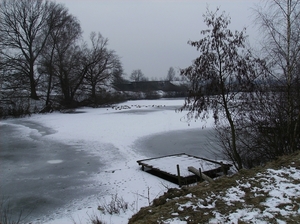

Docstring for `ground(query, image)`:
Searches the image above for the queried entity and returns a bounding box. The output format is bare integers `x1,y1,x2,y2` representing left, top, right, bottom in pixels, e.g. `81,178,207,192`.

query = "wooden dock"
137,153,231,186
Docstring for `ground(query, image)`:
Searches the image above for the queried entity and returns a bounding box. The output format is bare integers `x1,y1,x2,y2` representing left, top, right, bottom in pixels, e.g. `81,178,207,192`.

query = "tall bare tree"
180,8,265,170
254,0,300,154
84,32,121,102
37,7,83,108
0,0,63,99
38,7,81,108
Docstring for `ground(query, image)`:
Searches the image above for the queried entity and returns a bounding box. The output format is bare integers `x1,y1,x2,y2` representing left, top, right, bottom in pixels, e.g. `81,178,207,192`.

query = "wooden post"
177,164,182,187
198,168,202,180
188,166,214,183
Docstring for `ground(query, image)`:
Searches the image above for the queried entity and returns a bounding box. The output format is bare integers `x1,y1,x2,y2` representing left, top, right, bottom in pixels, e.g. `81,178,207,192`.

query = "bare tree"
38,4,79,109
84,32,121,103
0,0,63,99
166,67,176,81
253,0,300,155
180,8,265,170
56,44,85,107
38,8,82,108
130,69,146,82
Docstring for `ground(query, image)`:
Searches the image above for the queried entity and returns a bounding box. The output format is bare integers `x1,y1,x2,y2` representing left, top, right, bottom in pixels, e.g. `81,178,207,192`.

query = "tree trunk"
221,80,243,170
29,69,39,100
45,69,53,106
60,77,72,107
91,84,96,101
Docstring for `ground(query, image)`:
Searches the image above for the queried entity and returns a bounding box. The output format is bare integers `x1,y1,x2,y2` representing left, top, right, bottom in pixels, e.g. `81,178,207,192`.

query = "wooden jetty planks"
137,153,232,186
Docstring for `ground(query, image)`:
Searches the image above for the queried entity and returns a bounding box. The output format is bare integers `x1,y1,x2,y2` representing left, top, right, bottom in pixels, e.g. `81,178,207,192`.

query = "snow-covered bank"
129,152,300,224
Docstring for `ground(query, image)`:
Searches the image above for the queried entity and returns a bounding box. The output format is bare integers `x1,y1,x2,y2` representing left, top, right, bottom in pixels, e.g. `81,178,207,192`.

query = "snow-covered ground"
0,98,216,224
147,165,300,224
2,98,299,224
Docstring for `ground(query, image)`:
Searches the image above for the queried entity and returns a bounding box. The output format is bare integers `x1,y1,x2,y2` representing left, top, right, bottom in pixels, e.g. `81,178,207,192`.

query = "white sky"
55,0,261,80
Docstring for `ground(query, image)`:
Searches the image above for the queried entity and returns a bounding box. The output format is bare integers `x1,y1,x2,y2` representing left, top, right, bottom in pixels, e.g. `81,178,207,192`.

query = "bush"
0,197,29,224
0,98,31,119
97,194,129,215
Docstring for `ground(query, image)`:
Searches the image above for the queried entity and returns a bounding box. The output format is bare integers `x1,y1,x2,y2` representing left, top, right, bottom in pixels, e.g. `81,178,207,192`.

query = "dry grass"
129,151,300,224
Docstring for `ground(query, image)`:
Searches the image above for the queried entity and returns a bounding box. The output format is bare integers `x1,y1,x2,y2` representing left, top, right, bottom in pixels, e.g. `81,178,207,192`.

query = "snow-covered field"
0,99,215,224
45,99,213,224
2,98,300,224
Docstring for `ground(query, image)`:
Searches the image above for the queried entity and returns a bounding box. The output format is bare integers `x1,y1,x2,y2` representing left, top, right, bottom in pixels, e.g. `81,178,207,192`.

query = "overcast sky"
56,0,261,80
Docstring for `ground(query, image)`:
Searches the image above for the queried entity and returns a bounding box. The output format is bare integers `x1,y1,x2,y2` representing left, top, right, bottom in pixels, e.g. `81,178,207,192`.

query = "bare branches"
0,0,72,99
252,0,300,155
84,32,121,103
181,8,265,170
130,69,146,82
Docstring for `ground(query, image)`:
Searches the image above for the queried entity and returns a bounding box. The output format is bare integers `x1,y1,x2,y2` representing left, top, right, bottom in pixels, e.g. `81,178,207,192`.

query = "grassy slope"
129,151,300,224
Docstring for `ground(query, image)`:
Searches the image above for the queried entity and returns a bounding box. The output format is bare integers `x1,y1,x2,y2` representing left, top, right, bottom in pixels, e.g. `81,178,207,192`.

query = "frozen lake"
0,99,222,223
134,128,221,159
0,122,106,222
